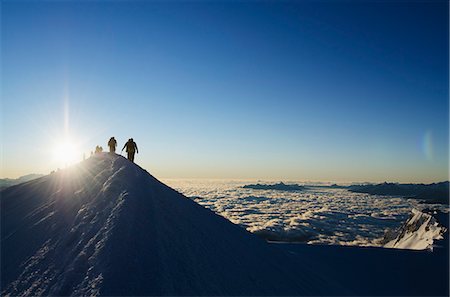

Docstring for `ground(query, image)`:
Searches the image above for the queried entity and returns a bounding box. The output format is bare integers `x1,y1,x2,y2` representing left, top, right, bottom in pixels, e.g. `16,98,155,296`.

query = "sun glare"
53,139,80,165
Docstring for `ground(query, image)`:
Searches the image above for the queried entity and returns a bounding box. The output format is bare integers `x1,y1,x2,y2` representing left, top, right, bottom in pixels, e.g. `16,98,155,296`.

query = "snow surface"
1,153,341,296
279,242,449,296
2,154,448,296
164,179,448,246
384,208,447,250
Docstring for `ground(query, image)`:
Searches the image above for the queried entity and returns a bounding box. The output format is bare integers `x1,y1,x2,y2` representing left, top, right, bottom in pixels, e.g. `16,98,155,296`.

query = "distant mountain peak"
0,173,44,190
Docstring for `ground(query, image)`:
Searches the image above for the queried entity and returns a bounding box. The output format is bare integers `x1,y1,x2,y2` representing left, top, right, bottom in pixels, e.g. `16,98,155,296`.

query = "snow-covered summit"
1,153,331,296
384,208,447,251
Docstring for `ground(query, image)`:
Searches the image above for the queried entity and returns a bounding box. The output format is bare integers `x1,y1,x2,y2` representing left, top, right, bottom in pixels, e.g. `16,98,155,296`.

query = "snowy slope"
279,242,448,296
384,208,447,250
1,153,338,296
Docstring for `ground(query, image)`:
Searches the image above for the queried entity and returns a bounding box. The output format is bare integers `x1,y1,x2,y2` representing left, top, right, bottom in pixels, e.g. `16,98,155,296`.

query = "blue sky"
1,1,448,182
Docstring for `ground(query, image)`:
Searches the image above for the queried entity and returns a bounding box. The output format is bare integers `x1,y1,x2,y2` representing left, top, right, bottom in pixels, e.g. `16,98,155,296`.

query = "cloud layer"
165,179,447,246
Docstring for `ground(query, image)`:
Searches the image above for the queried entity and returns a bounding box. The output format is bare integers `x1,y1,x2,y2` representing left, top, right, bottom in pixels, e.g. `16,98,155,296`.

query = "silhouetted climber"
95,146,103,154
108,137,117,153
122,138,138,162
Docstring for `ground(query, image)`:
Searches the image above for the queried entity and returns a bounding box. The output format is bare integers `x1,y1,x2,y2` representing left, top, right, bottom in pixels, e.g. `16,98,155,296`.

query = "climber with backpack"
108,137,117,153
122,138,138,162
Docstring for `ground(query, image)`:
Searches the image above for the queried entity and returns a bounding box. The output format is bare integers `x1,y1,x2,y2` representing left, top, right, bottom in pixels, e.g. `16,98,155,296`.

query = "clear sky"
1,1,448,182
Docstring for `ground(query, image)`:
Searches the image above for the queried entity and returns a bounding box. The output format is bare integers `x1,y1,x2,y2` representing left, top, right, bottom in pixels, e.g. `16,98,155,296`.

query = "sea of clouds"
164,179,448,246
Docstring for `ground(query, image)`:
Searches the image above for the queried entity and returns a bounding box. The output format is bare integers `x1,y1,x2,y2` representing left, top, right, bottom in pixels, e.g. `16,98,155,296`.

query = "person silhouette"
122,138,138,162
108,137,117,153
95,146,103,154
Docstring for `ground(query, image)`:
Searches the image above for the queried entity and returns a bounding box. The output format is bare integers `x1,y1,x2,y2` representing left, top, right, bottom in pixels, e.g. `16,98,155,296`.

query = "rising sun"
53,139,80,165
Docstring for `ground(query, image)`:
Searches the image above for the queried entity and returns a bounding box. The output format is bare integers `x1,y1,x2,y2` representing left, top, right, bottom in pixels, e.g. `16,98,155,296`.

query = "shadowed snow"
1,154,340,296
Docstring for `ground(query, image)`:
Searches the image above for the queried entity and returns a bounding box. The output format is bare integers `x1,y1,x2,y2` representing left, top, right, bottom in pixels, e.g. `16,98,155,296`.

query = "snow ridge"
1,153,333,296
384,208,447,250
